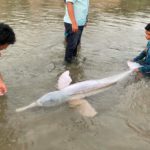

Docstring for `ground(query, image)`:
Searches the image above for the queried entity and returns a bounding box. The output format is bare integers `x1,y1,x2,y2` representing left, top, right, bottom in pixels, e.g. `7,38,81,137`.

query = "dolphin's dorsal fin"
68,99,97,117
58,70,72,90
127,61,141,70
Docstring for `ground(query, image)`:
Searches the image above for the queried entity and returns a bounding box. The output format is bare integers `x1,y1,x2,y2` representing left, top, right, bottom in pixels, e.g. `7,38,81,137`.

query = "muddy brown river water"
0,0,150,150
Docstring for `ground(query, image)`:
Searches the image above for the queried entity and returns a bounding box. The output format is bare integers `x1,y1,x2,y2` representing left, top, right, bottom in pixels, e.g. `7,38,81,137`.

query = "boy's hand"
133,68,139,72
133,68,143,79
135,72,143,80
72,22,78,32
0,80,7,96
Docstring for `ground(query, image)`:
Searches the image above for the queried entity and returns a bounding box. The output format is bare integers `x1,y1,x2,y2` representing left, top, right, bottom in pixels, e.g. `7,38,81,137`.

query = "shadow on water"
64,62,85,83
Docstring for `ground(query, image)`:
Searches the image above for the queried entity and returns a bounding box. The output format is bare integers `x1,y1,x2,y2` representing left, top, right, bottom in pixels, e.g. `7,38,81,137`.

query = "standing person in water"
132,23,150,77
0,23,16,95
64,0,89,63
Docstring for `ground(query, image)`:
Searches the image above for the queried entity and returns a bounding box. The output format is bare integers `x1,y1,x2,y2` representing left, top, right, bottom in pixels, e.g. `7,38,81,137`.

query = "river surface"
0,0,150,150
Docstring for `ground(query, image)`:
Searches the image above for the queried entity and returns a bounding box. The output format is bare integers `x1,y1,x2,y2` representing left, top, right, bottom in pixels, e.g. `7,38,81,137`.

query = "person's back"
132,23,150,77
143,41,150,65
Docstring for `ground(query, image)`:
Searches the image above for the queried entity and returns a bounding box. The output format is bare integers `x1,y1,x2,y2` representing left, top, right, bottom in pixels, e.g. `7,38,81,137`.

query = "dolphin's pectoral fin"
68,99,83,108
57,70,72,90
76,100,97,117
68,99,97,117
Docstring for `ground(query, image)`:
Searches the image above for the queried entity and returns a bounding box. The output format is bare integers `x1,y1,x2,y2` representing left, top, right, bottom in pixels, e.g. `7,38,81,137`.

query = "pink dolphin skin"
16,61,141,117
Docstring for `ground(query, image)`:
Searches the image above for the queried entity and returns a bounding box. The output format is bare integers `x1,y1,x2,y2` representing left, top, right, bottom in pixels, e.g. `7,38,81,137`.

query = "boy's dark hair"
145,23,150,31
0,23,16,45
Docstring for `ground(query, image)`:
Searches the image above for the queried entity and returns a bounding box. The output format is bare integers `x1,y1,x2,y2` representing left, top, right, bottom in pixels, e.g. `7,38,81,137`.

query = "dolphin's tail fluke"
16,102,38,112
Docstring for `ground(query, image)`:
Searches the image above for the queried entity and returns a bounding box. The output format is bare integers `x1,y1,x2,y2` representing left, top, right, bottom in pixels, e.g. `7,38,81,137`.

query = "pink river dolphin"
16,61,141,117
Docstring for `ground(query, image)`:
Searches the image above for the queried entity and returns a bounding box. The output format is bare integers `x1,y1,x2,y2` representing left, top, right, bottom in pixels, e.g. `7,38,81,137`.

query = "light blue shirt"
64,0,89,26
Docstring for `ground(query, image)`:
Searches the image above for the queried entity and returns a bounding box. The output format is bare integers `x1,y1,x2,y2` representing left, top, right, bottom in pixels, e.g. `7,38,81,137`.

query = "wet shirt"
133,40,150,74
64,0,89,26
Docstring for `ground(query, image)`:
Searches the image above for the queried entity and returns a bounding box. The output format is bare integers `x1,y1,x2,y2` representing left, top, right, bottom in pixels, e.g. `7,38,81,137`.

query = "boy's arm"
133,50,146,62
0,74,7,95
66,2,78,32
138,65,150,74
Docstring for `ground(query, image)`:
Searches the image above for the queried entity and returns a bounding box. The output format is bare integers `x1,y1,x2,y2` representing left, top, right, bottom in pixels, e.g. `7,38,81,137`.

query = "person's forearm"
0,73,7,95
67,2,77,25
133,50,146,62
